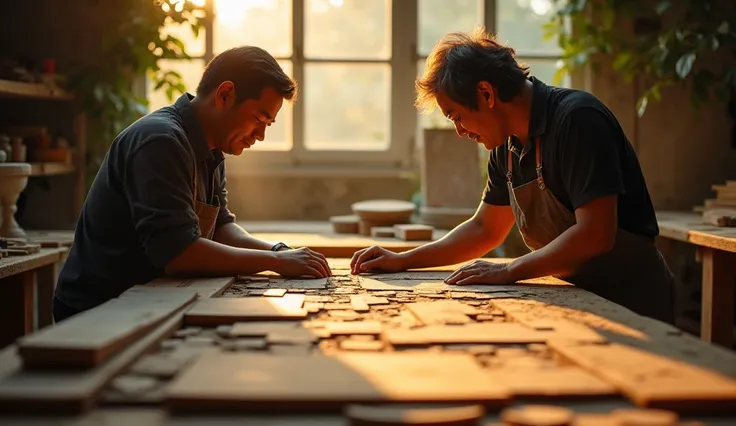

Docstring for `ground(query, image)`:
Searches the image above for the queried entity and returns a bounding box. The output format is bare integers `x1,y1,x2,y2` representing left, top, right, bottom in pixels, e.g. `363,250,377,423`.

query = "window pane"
497,0,560,54
251,60,293,151
304,0,390,60
147,59,205,112
161,17,205,57
214,0,291,57
521,58,569,87
416,59,454,129
418,0,480,57
305,63,390,150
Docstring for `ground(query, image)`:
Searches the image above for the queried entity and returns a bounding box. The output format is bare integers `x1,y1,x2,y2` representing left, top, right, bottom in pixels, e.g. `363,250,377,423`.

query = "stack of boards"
330,199,435,240
693,181,736,227
0,238,41,257
0,278,232,412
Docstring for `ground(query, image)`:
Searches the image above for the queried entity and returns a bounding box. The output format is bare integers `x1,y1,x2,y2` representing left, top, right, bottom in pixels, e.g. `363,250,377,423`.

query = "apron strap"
506,140,513,183
535,136,545,190
506,136,546,190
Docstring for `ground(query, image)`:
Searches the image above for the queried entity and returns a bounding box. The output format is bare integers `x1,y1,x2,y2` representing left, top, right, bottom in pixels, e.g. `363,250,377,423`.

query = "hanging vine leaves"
545,0,736,117
64,0,204,187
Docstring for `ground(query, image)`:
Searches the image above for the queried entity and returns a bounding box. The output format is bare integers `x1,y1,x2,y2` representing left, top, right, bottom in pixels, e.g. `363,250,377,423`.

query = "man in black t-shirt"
350,29,675,324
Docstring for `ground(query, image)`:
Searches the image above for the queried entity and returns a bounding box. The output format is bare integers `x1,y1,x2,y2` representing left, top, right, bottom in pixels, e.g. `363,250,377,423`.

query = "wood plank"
0,78,73,100
184,294,308,327
0,272,35,348
700,248,736,348
359,277,568,294
657,211,736,253
0,305,188,413
36,263,58,328
144,276,234,298
0,248,66,280
164,351,511,412
17,287,197,369
406,300,478,325
384,322,604,346
548,341,736,413
490,366,618,397
249,232,438,258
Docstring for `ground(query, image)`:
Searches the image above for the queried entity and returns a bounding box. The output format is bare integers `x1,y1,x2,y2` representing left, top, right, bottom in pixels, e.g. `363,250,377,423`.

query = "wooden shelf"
0,78,72,101
29,162,75,176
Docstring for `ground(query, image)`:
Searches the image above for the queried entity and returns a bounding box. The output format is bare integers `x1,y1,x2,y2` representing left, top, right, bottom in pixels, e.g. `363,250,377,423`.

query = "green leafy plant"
544,0,736,116
65,0,203,186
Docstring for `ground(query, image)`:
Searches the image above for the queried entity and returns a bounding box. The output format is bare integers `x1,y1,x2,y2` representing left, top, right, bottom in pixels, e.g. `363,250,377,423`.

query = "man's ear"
215,81,236,109
477,81,495,109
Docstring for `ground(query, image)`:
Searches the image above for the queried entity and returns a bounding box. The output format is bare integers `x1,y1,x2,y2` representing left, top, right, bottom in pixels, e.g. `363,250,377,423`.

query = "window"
417,0,568,129
147,0,567,169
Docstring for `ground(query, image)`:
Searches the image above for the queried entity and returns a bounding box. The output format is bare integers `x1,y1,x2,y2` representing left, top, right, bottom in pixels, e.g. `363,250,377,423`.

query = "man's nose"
253,123,266,141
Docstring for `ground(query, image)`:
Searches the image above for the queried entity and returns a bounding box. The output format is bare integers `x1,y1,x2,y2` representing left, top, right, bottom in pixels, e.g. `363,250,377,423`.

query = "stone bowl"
351,199,416,225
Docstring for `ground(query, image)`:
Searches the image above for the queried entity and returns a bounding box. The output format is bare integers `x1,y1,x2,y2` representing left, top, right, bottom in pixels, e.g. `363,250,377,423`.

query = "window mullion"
391,0,418,169
291,0,305,163
204,0,215,63
483,0,496,34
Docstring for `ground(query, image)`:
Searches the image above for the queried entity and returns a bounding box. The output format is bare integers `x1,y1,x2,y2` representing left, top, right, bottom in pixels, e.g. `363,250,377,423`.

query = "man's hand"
350,246,406,275
272,247,332,278
444,260,514,285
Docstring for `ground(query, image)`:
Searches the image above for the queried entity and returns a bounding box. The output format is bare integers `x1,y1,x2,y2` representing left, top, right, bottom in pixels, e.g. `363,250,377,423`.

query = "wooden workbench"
0,247,68,348
22,222,451,259
0,258,734,425
243,221,449,258
657,211,736,349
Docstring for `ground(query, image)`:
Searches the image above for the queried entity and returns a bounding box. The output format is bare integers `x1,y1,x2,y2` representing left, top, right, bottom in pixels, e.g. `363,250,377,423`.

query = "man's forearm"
213,222,275,251
399,219,500,269
165,237,277,276
507,223,613,281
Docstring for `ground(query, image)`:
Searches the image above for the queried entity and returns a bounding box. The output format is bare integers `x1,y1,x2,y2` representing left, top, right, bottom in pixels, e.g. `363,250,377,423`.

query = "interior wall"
3,0,735,224
225,174,418,221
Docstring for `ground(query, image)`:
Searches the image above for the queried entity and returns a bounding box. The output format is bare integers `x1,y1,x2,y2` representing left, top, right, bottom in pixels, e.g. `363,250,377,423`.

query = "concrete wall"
224,174,418,221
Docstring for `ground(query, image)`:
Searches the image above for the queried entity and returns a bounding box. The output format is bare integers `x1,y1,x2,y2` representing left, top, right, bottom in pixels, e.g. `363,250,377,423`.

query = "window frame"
148,0,566,173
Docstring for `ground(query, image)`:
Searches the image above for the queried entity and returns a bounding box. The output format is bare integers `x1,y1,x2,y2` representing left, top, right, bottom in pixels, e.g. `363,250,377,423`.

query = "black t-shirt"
482,77,659,240
56,93,236,311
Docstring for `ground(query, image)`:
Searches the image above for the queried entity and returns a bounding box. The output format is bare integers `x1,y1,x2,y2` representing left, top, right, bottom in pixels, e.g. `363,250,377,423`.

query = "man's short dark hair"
196,46,298,103
415,27,529,114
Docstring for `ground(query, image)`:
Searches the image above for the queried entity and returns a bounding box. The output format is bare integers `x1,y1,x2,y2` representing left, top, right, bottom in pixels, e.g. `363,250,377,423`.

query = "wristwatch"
270,242,292,252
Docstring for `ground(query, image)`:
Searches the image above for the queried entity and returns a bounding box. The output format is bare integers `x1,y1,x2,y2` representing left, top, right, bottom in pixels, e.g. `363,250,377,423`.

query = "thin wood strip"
547,340,736,414
17,287,197,369
0,303,191,414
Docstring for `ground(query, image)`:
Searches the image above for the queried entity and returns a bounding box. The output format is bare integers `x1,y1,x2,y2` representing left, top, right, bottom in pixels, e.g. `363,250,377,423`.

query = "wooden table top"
1,258,734,424
0,247,67,280
23,222,452,259
657,210,736,253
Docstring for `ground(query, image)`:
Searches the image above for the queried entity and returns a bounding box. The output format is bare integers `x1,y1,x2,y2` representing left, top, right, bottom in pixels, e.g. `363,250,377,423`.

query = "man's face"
216,86,284,155
435,84,508,151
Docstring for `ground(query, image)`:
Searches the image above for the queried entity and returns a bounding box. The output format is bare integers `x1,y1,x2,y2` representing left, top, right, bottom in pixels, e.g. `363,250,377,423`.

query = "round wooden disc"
344,404,484,426
500,405,575,426
351,199,416,223
612,408,678,426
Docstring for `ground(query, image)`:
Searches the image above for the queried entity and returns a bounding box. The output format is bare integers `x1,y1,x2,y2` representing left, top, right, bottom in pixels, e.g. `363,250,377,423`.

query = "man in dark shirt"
54,46,331,322
350,29,675,324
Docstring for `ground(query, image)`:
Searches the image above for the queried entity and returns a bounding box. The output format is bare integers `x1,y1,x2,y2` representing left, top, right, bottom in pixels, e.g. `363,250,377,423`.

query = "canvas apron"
506,137,675,323
193,165,220,240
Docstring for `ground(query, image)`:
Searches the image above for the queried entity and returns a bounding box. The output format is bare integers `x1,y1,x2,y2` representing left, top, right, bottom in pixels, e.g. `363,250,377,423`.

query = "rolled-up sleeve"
216,162,236,228
124,137,201,270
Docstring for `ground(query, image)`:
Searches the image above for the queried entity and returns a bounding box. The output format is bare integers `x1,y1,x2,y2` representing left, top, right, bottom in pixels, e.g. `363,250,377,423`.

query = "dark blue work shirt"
56,93,236,311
